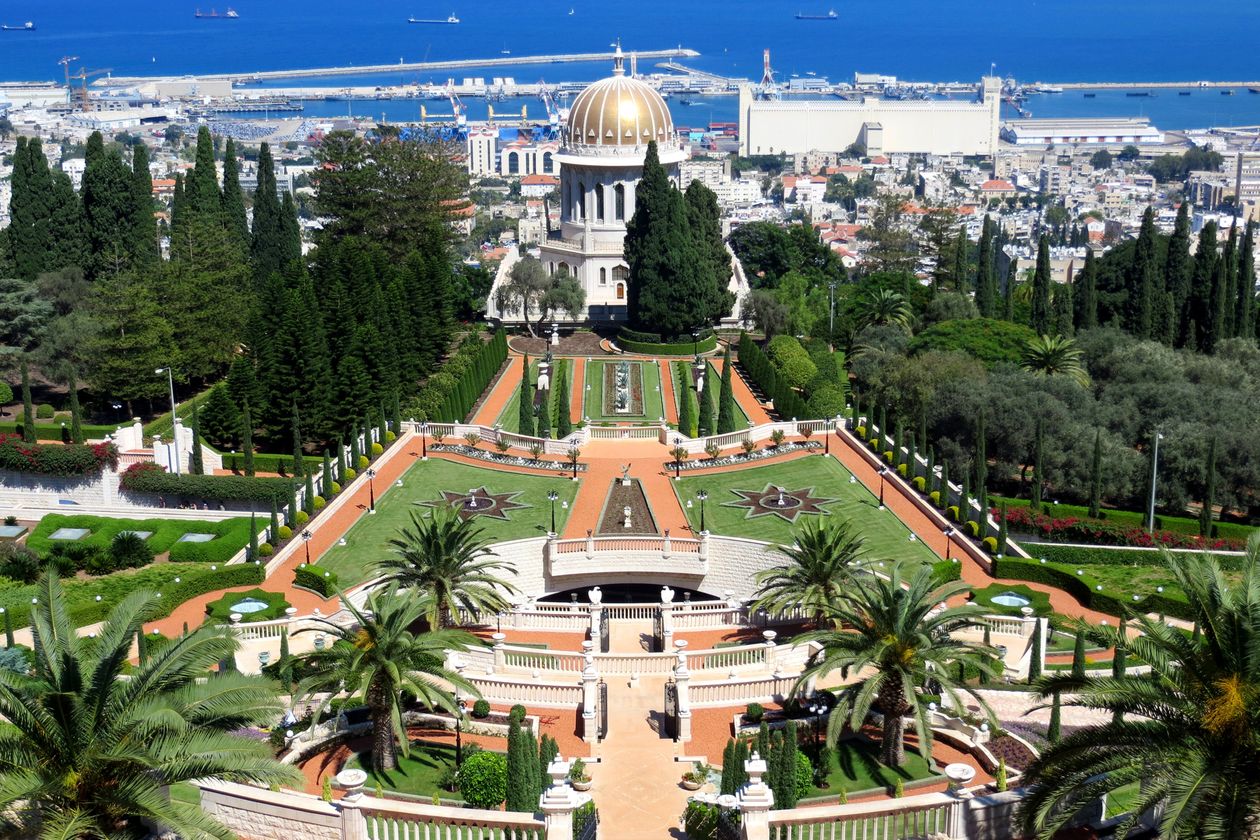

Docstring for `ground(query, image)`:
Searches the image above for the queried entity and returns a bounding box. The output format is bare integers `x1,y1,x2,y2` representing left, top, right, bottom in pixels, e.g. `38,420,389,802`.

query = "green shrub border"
616,331,718,356
204,587,290,623
1032,543,1246,570
119,462,290,506
293,564,339,598
0,422,117,442
993,556,1192,621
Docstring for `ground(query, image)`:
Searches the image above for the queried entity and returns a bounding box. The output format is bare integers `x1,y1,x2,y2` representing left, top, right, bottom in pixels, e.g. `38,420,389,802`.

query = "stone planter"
681,779,702,791
571,778,593,792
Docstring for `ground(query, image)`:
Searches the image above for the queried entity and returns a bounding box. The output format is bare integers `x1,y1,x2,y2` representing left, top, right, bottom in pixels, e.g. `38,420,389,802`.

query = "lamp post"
1147,430,1164,534
809,700,824,761
943,527,955,561
547,490,559,535
301,529,312,565
154,367,181,475
691,329,700,363
366,467,377,513
697,489,708,534
828,279,838,352
455,696,467,768
419,421,428,460
878,467,889,509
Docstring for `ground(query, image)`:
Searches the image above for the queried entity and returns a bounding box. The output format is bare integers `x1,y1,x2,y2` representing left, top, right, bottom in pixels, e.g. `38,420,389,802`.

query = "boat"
408,13,459,23
1250,88,1260,94
568,7,575,14
194,8,238,18
678,98,695,106
1125,91,1153,97
1083,92,1096,98
0,21,35,31
1179,91,1191,96
1221,88,1234,95
795,9,838,19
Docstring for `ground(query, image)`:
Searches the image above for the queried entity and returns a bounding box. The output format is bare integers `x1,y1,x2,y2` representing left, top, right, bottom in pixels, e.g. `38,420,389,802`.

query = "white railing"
360,797,544,840
408,421,585,457
602,603,658,620
688,644,771,672
670,602,745,629
689,673,801,708
552,536,703,554
466,674,583,708
593,652,674,676
587,425,662,439
502,648,585,673
768,793,960,839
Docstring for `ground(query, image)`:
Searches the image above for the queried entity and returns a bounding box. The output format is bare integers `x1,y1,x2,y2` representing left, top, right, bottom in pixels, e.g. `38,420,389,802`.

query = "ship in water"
795,9,837,19
1,21,35,31
194,8,239,18
408,13,460,23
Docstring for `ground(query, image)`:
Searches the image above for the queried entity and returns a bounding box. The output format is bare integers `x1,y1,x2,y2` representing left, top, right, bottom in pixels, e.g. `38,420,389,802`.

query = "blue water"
4,1,1260,129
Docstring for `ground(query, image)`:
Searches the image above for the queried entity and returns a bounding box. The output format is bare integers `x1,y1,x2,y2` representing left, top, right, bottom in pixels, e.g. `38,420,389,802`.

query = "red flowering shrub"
996,504,1243,552
0,434,118,477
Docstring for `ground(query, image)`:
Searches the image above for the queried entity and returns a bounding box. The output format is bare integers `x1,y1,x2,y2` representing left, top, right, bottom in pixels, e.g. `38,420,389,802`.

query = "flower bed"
429,444,589,472
678,440,820,471
997,504,1244,551
0,435,118,477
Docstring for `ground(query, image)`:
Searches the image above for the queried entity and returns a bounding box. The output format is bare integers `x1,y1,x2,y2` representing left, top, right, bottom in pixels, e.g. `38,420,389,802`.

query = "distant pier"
106,48,700,85
1042,80,1260,91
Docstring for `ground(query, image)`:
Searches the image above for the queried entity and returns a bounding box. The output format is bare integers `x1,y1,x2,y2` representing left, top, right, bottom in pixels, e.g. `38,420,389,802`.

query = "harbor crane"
57,56,79,105
65,64,113,111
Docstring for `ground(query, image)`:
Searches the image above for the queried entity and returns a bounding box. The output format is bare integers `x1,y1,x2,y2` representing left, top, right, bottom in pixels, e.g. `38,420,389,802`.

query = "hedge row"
294,564,339,597
219,452,323,476
992,556,1193,621
617,328,718,356
0,563,264,630
0,422,118,442
737,332,808,420
0,435,119,477
1033,542,1245,571
1000,504,1244,552
26,514,257,564
993,494,1255,543
411,329,509,422
119,462,290,506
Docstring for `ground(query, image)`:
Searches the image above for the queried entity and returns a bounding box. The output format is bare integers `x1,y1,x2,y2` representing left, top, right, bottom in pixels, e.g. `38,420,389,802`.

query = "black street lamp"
944,527,955,561
547,490,559,534
691,329,700,362
419,421,428,460
301,529,312,565
455,696,467,767
878,467,889,509
366,467,377,513
697,489,709,533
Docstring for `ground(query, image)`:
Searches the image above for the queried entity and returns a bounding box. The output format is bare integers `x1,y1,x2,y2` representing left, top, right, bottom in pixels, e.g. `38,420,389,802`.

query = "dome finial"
612,39,625,76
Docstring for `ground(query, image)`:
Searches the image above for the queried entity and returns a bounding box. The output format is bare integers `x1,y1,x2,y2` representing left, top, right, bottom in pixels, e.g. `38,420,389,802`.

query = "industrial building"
1000,117,1165,146
737,77,1002,157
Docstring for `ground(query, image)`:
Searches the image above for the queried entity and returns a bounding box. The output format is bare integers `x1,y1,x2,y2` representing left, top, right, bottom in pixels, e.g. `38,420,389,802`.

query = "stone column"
659,586,675,652
334,769,369,840
540,758,583,840
738,754,774,840
699,531,710,562
492,632,506,673
581,649,599,743
587,587,603,646
674,640,692,743
762,630,777,671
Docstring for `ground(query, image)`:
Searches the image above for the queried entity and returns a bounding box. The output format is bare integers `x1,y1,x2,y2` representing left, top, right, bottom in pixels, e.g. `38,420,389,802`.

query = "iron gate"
599,608,610,653
663,678,678,739
598,680,608,739
652,609,664,652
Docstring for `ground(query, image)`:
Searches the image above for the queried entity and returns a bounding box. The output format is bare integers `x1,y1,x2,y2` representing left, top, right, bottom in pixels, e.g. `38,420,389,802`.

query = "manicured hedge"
1032,543,1245,571
27,514,257,563
993,495,1254,543
204,587,290,623
617,328,718,356
0,435,118,477
737,331,808,420
999,504,1244,551
218,452,323,476
993,556,1192,621
294,564,339,597
119,462,290,506
0,563,264,630
0,422,117,442
929,559,962,587
411,329,509,422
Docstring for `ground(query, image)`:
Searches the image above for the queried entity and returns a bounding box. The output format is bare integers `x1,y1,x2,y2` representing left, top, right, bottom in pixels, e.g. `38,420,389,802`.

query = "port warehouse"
1001,117,1166,146
737,77,1002,156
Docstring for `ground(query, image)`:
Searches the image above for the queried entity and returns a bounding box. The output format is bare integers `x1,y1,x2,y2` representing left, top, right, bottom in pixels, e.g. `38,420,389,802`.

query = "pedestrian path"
712,355,773,426
561,439,688,539
658,359,679,425
470,354,523,426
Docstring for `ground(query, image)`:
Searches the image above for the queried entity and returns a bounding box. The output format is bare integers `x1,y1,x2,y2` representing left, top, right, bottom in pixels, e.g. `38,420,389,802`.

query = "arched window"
599,267,607,285
614,183,626,220
596,185,605,222
577,182,586,220
557,262,570,278
507,152,520,175
542,152,554,173
615,283,625,300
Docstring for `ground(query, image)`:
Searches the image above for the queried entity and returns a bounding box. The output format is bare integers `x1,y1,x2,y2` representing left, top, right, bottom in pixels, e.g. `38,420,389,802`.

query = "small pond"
230,598,272,614
990,591,1031,608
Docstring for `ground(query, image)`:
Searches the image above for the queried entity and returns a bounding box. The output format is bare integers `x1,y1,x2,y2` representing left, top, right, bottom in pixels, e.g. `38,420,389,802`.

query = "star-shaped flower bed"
422,487,529,521
723,484,836,523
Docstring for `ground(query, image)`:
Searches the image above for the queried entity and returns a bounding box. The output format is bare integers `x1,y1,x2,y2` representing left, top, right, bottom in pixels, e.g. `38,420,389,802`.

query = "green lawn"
493,359,575,434
583,359,664,423
993,494,1255,542
672,457,941,568
1105,781,1142,819
811,738,939,798
344,741,468,801
317,458,579,585
971,583,1053,616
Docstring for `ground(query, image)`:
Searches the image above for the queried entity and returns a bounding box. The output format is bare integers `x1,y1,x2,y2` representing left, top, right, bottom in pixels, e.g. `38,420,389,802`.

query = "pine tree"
1031,416,1044,512
220,138,250,250
128,143,158,267
518,355,534,436
241,403,255,476
1087,428,1103,519
189,402,204,475
19,360,34,443
1031,235,1053,335
555,361,572,438
1236,220,1256,341
1075,248,1098,331
1047,689,1062,743
717,347,737,434
975,215,998,316
1071,631,1086,678
1053,273,1074,337
67,368,84,444
251,142,286,281
1200,434,1218,538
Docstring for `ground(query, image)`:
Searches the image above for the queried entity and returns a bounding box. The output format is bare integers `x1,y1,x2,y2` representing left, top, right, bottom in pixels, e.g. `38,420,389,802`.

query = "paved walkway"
470,354,524,427
714,355,773,426
658,359,679,426
561,439,688,539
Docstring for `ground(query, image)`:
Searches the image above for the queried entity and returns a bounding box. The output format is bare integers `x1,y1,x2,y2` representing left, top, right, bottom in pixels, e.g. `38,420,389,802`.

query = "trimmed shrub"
471,699,491,718
312,495,326,509
456,751,507,809
993,556,1192,620
929,490,941,506
370,442,384,456
294,564,339,597
616,328,718,356
913,476,927,491
118,462,288,506
896,463,908,477
109,531,153,570
0,435,118,477
330,482,341,494
946,505,960,522
357,455,369,469
277,525,293,541
508,704,527,723
294,510,310,525
982,536,999,555
258,542,274,557
343,468,357,481
964,520,980,538
204,587,290,623
745,702,765,723
0,543,41,583
35,404,55,419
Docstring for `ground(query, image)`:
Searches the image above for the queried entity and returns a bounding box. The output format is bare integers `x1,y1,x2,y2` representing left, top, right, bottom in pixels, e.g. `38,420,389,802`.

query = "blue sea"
4,1,1260,129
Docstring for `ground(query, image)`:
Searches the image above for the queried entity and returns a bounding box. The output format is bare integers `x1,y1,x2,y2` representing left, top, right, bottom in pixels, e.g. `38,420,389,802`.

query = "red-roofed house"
979,179,1016,199
520,174,561,197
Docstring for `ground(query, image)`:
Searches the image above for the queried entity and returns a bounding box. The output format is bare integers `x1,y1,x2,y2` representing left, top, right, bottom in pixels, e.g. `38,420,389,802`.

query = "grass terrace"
672,456,941,567
993,494,1255,542
493,359,576,434
582,359,664,424
317,458,579,586
344,741,471,801
27,514,258,563
811,739,939,798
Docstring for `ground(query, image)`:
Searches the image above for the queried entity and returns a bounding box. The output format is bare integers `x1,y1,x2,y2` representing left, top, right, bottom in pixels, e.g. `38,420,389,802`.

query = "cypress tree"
938,461,950,509
1002,257,1017,321
951,225,968,291
248,511,259,561
1206,241,1230,353
279,191,302,269
9,137,53,280
1222,224,1240,338
269,500,281,545
19,360,34,443
67,368,84,444
1128,207,1159,339
1047,689,1062,743
1088,429,1103,519
697,376,714,437
1236,220,1256,341
170,173,187,244
321,451,333,497
720,740,736,795
378,402,389,447
1031,417,1044,512
757,722,770,760
47,170,88,273
278,626,292,694
128,142,158,266
555,361,572,438
251,142,285,280
717,347,736,434
1200,434,1218,538
287,481,298,526
187,126,220,218
1166,201,1194,345
362,416,373,459
241,402,255,476
350,429,361,470
1075,248,1098,330
678,373,696,438
1071,631,1086,678
290,403,304,478
1028,619,1042,681
304,469,316,516
537,394,552,438
975,215,998,316
392,391,403,435
220,138,250,249
82,132,136,279
189,402,205,475
974,412,987,516
1188,222,1219,352
518,355,534,436
1031,235,1052,335
779,722,800,808
1053,272,1074,337
506,720,529,811
997,500,1008,555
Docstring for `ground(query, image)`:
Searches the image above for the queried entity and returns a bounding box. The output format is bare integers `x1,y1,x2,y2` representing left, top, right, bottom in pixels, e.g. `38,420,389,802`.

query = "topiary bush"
370,442,384,456
118,462,288,505
508,704,527,723
294,564,338,597
357,455,369,469
471,699,491,718
277,525,292,541
312,495,326,509
913,476,926,491
745,702,764,723
294,510,309,525
35,404,54,419
258,542,274,557
456,751,507,809
982,536,999,555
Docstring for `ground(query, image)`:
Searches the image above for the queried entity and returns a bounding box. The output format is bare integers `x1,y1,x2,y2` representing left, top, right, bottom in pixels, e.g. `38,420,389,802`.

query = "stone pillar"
584,529,595,558
662,530,672,559
699,531,710,562
581,650,599,743
335,769,369,840
540,758,583,840
738,754,774,840
492,632,506,673
762,630,777,671
674,640,692,743
660,586,675,652
587,587,603,645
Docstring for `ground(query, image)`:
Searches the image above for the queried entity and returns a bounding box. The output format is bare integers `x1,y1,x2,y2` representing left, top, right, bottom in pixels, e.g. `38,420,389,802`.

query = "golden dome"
565,49,674,149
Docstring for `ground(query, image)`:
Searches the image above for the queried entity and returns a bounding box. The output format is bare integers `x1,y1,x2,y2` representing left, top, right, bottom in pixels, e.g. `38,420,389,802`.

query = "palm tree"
853,288,914,332
378,504,518,628
752,518,867,628
799,561,1000,768
296,585,480,773
1019,543,1260,840
1021,334,1090,387
0,574,298,840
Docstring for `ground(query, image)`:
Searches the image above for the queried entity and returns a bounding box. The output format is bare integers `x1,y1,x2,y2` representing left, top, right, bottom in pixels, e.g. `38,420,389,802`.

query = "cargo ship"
408,13,460,23
194,8,239,18
1,21,35,30
795,9,837,19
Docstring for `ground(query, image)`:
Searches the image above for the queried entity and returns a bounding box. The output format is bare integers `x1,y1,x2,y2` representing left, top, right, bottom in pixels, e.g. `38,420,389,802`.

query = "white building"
466,127,497,176
1001,118,1164,147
